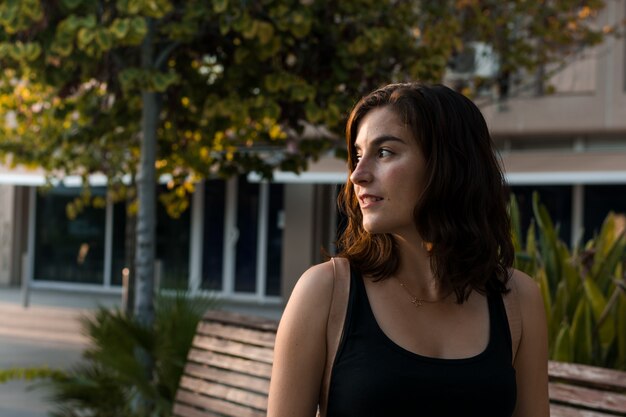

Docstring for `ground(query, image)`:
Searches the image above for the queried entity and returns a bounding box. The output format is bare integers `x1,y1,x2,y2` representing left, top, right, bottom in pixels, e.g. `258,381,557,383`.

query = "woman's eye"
378,149,392,158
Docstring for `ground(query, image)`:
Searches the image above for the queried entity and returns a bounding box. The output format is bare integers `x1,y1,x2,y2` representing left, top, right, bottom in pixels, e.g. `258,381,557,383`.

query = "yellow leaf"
269,124,283,140
213,0,228,13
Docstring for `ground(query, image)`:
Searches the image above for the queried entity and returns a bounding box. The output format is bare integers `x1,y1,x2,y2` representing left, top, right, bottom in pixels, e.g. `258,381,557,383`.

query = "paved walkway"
0,288,120,417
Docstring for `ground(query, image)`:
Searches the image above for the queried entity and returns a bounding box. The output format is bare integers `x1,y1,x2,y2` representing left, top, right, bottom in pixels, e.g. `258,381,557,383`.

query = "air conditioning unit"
447,42,499,79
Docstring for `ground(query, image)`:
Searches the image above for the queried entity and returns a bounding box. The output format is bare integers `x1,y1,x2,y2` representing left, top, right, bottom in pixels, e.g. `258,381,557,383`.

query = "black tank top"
326,269,517,417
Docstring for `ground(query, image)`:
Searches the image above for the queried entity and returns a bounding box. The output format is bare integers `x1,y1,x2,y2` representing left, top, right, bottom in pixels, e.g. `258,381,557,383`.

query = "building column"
281,184,316,301
0,185,15,285
571,184,585,248
188,180,205,293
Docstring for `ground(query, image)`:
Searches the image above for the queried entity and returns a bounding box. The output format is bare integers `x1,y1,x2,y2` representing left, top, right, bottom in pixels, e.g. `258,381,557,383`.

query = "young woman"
268,83,549,417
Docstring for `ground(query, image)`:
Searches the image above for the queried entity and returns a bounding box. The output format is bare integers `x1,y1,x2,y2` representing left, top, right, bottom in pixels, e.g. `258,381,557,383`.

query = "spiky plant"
511,192,626,370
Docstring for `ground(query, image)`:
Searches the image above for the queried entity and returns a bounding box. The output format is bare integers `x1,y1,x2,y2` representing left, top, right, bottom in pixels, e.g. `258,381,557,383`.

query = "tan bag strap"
503,276,522,364
318,257,350,417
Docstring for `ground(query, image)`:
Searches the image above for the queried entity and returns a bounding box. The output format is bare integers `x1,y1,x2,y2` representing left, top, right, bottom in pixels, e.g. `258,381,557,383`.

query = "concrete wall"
0,186,29,286
280,183,316,305
483,0,626,137
0,185,15,285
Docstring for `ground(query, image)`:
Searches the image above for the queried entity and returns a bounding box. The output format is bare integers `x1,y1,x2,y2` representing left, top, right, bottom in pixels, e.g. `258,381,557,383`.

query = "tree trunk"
134,18,157,327
132,17,158,415
123,191,136,316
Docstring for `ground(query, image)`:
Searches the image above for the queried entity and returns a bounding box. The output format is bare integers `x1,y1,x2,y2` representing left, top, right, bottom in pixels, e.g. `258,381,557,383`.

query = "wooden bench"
173,310,626,417
549,361,626,416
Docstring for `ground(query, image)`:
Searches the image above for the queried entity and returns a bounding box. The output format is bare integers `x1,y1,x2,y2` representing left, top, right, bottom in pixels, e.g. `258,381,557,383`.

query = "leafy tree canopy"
0,0,614,215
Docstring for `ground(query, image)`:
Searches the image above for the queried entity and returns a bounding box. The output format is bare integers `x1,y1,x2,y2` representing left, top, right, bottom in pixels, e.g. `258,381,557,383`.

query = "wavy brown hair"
337,83,514,303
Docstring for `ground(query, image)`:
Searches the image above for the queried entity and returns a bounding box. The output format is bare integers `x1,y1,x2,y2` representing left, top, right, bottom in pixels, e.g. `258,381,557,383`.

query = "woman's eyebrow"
355,135,407,151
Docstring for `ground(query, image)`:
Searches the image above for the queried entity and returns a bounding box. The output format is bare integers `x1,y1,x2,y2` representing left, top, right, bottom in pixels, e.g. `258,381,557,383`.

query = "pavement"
0,287,121,417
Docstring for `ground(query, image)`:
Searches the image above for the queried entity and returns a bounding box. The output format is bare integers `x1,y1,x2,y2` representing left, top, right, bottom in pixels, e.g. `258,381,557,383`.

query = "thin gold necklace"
397,281,445,307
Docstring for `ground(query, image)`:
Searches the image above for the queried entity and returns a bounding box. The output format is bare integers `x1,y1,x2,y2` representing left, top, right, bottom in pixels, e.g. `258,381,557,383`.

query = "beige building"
1,2,625,319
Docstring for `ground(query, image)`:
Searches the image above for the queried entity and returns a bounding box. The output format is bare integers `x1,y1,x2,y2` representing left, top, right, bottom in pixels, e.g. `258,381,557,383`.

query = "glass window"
111,187,191,290
235,177,259,292
583,185,626,242
265,184,284,296
34,186,106,284
234,177,259,293
511,185,572,245
202,180,225,291
156,187,190,290
111,201,130,286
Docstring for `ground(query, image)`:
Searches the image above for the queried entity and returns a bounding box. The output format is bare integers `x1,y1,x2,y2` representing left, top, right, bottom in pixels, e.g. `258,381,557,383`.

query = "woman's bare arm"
267,261,335,417
511,269,550,417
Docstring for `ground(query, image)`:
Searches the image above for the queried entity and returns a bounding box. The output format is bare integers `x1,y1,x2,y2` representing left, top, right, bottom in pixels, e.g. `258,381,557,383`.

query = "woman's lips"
359,194,384,208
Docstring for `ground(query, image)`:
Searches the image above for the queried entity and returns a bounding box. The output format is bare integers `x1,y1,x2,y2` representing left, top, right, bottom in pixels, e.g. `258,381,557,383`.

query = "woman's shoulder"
283,259,338,320
508,269,542,302
506,268,546,325
294,259,336,297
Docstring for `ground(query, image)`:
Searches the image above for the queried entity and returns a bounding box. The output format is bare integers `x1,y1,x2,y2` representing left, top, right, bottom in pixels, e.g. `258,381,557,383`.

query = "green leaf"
583,278,615,355
256,21,275,45
61,0,83,9
51,39,74,57
94,29,114,51
124,16,148,45
8,44,22,60
150,71,179,92
109,18,130,39
570,298,593,364
561,253,578,295
242,19,258,39
305,101,323,123
592,231,626,292
264,73,283,93
617,290,626,369
77,27,96,51
509,193,522,252
289,11,311,38
533,192,561,293
23,42,42,61
81,14,97,29
126,0,142,14
213,0,228,13
553,324,572,362
0,366,66,383
526,219,537,257
143,0,173,18
552,280,568,337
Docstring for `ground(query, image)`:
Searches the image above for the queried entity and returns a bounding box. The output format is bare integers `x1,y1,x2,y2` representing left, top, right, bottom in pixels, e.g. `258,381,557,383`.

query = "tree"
0,0,453,320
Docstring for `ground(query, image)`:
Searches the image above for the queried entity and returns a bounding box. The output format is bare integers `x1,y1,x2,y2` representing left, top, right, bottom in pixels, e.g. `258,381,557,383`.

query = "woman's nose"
350,158,372,185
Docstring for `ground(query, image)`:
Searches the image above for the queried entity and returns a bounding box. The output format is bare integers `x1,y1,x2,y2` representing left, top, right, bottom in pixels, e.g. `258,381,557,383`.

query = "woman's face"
350,106,427,237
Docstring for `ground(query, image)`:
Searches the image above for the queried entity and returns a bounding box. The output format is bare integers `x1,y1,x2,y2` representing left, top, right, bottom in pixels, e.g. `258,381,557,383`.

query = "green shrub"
1,290,215,417
511,192,626,370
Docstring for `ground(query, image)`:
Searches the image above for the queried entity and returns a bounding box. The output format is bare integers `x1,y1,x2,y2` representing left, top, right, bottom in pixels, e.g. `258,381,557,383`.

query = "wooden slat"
549,382,626,415
192,335,274,364
179,375,268,410
549,403,615,417
184,363,270,395
186,348,273,379
175,389,264,417
549,361,626,392
202,310,278,332
172,402,223,417
196,322,276,348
